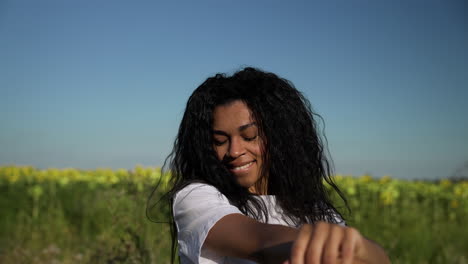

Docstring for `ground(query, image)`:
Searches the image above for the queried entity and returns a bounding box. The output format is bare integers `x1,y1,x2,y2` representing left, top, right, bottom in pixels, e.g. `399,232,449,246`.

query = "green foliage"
328,175,468,264
1,167,468,263
0,166,172,264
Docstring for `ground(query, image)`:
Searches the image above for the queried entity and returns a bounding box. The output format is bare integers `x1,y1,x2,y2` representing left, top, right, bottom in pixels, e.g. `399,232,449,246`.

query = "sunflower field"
0,166,467,264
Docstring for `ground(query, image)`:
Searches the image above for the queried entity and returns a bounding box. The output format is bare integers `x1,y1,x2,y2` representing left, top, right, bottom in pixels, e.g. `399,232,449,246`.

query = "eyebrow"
212,122,257,135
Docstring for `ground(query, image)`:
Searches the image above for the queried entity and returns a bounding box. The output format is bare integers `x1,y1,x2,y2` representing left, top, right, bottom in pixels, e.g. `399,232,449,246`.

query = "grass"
1,167,467,263
0,181,172,264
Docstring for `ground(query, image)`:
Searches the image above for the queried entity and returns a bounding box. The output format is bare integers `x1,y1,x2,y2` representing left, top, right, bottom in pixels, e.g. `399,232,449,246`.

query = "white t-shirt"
173,183,345,264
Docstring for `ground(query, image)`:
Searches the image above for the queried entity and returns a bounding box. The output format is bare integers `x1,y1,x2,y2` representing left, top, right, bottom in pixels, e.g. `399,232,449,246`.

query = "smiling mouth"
229,161,255,172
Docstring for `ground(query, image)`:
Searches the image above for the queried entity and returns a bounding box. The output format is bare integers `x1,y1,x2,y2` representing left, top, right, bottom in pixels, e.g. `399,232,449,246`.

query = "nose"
227,137,245,158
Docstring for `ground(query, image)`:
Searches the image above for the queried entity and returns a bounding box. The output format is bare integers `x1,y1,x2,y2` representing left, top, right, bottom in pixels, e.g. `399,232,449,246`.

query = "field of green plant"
1,166,467,264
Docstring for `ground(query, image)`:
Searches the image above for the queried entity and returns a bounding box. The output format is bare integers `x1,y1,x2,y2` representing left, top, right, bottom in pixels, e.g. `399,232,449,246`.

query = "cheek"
214,146,225,161
248,145,263,163
252,141,264,157
253,146,262,157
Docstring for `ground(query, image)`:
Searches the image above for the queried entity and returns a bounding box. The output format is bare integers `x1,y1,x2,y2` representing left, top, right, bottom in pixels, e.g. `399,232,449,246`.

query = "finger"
305,221,329,264
341,227,360,264
290,224,314,264
322,225,344,264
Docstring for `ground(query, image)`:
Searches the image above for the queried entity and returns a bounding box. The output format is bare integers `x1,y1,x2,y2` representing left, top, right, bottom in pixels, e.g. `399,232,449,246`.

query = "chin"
237,180,254,189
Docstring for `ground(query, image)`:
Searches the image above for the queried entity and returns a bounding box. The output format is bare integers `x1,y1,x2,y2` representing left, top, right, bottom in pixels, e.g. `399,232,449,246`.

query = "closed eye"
244,135,257,141
213,139,227,146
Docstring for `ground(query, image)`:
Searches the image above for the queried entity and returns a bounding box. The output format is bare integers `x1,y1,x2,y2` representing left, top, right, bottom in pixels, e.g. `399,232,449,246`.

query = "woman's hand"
284,222,390,264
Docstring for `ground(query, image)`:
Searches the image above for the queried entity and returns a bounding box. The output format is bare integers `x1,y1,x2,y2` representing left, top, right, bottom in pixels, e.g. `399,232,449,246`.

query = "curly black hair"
148,67,348,262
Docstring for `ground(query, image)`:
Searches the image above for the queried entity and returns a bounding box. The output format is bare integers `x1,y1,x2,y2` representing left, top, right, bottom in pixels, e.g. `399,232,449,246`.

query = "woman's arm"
204,213,297,263
204,214,391,264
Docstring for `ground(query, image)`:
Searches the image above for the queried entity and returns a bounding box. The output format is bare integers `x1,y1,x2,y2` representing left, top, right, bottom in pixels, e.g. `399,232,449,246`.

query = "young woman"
159,67,390,264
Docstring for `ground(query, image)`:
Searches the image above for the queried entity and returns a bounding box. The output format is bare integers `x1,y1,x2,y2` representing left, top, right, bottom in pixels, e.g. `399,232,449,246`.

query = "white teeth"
232,162,253,171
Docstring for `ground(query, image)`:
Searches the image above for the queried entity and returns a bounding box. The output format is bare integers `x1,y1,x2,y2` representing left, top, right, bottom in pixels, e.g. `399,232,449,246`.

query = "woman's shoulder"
172,182,245,264
173,182,238,214
174,182,221,200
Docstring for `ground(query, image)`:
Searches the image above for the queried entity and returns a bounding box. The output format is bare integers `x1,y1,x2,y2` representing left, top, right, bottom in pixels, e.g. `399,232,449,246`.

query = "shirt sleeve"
173,183,243,264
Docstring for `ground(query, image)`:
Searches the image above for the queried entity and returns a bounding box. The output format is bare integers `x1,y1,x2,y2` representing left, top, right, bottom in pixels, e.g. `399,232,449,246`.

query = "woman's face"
212,100,264,194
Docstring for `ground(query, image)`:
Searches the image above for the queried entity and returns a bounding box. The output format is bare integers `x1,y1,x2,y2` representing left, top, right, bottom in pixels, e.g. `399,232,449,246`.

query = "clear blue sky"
1,0,467,179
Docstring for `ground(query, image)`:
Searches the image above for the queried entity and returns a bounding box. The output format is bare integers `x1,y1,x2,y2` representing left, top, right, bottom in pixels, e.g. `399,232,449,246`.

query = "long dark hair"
148,67,348,263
